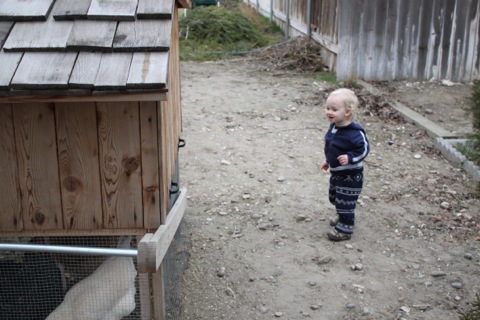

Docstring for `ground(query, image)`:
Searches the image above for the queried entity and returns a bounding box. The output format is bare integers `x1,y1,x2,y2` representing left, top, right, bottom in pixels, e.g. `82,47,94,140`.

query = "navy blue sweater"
324,122,370,172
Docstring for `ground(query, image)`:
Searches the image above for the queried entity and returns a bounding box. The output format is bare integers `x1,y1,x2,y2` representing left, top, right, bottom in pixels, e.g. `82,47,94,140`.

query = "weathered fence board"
244,0,480,82
52,0,92,20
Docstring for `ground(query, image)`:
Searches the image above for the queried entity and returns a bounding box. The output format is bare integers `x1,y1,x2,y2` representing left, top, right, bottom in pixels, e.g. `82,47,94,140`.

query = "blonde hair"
328,88,359,120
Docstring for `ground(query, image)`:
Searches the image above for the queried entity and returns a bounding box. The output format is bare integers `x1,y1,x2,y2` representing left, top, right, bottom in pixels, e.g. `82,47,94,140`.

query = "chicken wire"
163,220,189,320
0,236,146,320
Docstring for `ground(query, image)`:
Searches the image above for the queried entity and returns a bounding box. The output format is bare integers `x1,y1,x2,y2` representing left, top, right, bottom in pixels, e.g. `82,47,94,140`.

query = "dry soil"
178,58,480,320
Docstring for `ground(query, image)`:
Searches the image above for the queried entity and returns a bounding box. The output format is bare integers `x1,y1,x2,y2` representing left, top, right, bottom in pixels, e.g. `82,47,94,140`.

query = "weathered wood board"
137,0,173,19
0,21,14,47
88,0,138,21
127,52,169,89
11,52,77,89
2,16,73,51
97,102,143,229
55,103,103,230
94,53,133,89
52,0,92,20
13,103,63,230
69,52,102,88
0,0,55,21
0,52,22,90
113,20,172,51
67,20,116,50
0,104,22,231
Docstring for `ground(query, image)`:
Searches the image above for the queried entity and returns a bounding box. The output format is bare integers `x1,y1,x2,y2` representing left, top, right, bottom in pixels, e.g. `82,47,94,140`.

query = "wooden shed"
0,0,190,319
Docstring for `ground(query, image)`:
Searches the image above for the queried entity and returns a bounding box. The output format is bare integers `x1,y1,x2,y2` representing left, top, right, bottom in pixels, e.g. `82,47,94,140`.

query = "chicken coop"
0,0,190,319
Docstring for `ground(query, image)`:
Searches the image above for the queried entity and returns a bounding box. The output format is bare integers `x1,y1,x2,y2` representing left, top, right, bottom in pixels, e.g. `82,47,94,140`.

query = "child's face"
325,95,351,126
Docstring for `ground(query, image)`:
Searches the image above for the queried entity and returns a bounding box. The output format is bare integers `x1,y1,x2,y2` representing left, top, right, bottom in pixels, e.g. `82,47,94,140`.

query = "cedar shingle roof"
0,0,174,96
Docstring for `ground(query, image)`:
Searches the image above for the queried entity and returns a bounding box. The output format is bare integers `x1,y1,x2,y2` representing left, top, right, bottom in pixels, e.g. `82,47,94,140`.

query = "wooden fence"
243,0,480,83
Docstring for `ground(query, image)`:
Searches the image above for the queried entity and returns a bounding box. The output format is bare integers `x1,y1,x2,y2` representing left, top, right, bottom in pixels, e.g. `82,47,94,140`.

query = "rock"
277,176,285,182
431,270,447,277
251,213,261,220
313,255,332,265
296,214,306,222
217,267,226,277
345,244,354,250
274,311,283,317
464,253,473,260
413,154,422,159
451,282,463,289
221,159,231,165
258,222,273,230
346,303,355,309
310,305,320,310
351,263,363,271
440,201,450,209
424,108,433,114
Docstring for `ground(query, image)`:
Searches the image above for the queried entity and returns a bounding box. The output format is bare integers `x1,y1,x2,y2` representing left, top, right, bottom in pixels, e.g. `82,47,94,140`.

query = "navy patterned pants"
328,169,364,234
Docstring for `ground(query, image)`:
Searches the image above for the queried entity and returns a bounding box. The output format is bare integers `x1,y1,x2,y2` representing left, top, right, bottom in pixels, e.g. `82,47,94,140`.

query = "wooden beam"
0,92,167,103
176,0,192,9
138,187,187,273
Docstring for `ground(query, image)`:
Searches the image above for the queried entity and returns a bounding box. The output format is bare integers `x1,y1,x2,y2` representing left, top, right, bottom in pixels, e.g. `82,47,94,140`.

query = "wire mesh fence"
0,236,142,320
0,228,190,320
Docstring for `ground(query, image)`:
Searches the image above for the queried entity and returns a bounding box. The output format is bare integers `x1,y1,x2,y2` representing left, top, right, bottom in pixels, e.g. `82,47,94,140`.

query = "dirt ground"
177,58,480,320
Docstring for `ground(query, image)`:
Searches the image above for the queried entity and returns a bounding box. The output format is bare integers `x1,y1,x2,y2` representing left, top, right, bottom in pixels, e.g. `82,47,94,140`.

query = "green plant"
178,3,284,61
460,294,480,320
313,72,337,84
468,80,480,149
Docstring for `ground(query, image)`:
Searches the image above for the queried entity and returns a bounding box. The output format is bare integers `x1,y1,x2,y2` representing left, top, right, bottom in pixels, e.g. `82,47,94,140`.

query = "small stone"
345,244,354,250
400,306,411,313
464,253,473,260
251,213,261,220
431,270,447,277
296,214,306,222
352,263,363,271
274,311,283,317
440,202,450,209
424,108,434,114
217,267,226,277
346,303,355,309
277,176,285,182
314,255,332,265
455,296,462,301
259,306,268,314
310,305,320,310
243,193,251,199
258,222,273,230
307,281,317,287
218,211,228,216
451,282,463,289
221,159,231,165
413,154,422,159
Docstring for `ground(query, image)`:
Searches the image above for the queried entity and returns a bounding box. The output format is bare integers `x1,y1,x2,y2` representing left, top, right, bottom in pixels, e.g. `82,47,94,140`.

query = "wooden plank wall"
0,99,181,235
244,0,480,82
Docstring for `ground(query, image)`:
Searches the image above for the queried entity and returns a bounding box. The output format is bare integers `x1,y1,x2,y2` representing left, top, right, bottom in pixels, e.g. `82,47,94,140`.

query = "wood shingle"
0,0,174,95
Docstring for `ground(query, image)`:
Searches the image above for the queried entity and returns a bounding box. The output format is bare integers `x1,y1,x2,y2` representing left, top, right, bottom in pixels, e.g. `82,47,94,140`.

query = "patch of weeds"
456,140,480,167
313,72,337,85
179,4,281,61
460,294,480,320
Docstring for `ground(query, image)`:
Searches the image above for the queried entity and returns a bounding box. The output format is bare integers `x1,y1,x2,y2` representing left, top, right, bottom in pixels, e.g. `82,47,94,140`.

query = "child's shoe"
327,229,351,241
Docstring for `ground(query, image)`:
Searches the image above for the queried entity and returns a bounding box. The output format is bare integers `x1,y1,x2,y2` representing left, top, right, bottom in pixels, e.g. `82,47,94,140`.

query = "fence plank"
88,0,137,20
52,0,92,20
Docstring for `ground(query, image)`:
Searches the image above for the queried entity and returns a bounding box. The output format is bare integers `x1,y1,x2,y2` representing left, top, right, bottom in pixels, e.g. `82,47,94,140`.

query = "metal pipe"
306,0,312,38
0,243,137,257
285,0,290,39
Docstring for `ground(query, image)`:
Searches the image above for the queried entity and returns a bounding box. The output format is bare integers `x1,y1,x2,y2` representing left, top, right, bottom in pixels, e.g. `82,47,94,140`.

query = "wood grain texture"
11,52,77,89
94,53,133,89
0,0,55,21
52,0,92,20
2,16,73,51
97,101,143,229
0,104,22,232
0,52,22,90
88,0,138,21
0,21,14,47
137,0,173,19
113,20,172,51
69,52,102,88
140,102,161,228
127,52,168,89
55,103,103,230
13,103,63,230
67,20,116,50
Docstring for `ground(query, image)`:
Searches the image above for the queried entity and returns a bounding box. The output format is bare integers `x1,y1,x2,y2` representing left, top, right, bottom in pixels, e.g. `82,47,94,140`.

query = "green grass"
313,72,337,84
179,3,283,61
456,140,480,167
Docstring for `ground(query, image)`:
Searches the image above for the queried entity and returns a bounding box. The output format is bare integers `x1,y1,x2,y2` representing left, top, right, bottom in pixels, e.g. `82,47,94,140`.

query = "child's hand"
337,154,349,165
321,161,329,172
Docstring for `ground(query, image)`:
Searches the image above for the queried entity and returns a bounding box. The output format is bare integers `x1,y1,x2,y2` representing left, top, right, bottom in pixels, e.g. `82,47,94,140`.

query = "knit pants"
328,169,364,234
